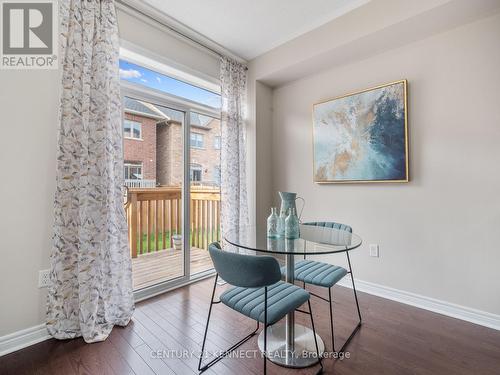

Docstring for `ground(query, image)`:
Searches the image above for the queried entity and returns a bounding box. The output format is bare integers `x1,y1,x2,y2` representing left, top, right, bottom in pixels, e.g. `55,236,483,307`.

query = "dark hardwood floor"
1,277,500,375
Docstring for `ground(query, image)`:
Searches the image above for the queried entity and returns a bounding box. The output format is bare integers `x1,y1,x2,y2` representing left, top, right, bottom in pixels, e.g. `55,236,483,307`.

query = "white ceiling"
142,0,370,61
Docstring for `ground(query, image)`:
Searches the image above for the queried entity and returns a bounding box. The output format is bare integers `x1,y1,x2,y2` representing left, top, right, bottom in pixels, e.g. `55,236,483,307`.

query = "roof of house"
155,104,185,123
123,97,161,119
124,97,216,128
190,112,213,127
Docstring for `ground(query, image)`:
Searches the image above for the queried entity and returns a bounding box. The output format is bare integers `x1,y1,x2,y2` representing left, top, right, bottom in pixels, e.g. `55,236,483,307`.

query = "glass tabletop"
224,224,362,255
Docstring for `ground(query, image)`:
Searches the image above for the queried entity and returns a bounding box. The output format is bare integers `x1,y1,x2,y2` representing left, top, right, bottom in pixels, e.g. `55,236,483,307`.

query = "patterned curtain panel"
220,57,249,240
47,0,134,343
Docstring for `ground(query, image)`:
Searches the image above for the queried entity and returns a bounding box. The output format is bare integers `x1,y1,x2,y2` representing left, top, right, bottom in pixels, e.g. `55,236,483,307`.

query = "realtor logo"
1,0,58,69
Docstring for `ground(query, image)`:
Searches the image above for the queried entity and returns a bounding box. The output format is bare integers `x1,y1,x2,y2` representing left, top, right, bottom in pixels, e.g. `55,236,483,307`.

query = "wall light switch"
369,244,379,257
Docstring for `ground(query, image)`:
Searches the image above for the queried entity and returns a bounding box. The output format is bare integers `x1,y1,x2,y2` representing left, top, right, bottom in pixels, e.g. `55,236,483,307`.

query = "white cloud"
119,68,142,79
156,76,162,83
140,78,148,83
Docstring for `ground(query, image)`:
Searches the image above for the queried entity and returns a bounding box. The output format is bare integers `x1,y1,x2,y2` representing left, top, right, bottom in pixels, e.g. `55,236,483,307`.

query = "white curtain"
47,0,134,343
220,57,249,240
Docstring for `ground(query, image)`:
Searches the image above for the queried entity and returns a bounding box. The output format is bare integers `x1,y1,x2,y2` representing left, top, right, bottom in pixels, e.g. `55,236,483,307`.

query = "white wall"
269,14,500,314
0,10,219,338
255,82,274,230
0,70,59,337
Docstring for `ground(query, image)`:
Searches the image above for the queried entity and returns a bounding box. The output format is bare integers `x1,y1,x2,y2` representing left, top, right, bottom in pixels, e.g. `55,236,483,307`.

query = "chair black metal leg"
198,274,218,372
303,253,363,356
347,252,362,322
308,299,323,374
328,287,335,352
334,252,362,354
264,287,268,375
198,274,260,373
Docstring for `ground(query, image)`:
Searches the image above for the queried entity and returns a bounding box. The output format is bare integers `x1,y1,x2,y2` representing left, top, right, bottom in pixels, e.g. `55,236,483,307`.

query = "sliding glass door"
123,96,187,290
120,57,220,293
189,112,220,275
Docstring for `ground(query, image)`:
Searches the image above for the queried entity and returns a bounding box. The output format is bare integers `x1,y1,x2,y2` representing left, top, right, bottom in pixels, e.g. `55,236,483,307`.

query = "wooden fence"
125,187,220,258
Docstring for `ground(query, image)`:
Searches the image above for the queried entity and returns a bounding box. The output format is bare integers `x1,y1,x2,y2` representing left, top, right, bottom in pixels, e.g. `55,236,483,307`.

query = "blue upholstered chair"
199,242,323,374
283,222,362,353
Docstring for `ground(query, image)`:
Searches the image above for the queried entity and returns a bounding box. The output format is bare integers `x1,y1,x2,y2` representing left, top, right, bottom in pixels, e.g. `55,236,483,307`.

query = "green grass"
137,229,220,254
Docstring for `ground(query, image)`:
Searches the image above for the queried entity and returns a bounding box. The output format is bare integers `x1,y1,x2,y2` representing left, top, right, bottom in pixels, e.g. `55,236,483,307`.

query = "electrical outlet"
369,244,379,257
38,269,50,288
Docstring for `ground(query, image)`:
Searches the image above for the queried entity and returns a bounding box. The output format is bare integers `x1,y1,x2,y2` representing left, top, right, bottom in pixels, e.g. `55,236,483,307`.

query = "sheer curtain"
220,56,249,241
47,0,134,343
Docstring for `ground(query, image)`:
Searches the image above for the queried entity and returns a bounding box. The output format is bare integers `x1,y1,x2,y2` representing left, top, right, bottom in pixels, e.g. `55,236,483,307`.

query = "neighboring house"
123,97,221,188
123,98,162,185
190,116,222,187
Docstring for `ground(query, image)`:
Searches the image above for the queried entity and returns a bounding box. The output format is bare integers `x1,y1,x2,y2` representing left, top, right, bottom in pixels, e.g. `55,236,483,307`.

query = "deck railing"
124,179,156,188
125,186,220,258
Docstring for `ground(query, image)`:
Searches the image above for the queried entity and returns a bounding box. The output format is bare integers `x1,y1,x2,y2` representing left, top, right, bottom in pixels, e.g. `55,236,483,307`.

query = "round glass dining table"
224,224,362,368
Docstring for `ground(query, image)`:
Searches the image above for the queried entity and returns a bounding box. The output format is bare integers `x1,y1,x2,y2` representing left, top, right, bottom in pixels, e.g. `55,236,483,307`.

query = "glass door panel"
189,112,220,275
123,96,186,290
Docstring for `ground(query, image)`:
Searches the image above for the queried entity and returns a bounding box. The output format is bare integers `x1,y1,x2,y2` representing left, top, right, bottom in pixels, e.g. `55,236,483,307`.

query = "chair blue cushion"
303,222,352,233
220,281,309,325
282,260,348,288
209,243,281,288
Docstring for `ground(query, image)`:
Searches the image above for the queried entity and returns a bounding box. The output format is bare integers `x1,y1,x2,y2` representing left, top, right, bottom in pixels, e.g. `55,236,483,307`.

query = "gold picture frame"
312,79,409,184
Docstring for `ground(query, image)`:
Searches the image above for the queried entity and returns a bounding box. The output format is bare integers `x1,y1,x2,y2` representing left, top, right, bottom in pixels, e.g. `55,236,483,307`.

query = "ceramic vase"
285,208,300,239
277,210,286,237
267,207,278,238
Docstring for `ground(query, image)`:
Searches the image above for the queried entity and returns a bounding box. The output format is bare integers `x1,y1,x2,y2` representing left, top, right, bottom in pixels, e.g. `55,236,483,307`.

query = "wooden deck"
132,247,213,290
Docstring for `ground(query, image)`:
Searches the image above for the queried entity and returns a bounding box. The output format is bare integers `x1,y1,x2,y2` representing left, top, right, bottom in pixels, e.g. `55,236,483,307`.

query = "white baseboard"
337,277,500,331
0,324,50,357
1,278,499,358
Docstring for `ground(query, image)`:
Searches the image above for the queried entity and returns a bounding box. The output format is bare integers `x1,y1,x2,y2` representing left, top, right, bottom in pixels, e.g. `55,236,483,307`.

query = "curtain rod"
115,0,248,68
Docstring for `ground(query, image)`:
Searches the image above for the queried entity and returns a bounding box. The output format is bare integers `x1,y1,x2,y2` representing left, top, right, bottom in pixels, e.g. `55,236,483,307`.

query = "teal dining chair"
199,242,323,374
282,221,362,354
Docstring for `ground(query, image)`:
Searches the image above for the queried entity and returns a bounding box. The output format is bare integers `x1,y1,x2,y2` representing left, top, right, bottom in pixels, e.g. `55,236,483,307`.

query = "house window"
124,119,142,140
124,163,142,180
214,136,221,150
190,163,202,182
190,132,204,148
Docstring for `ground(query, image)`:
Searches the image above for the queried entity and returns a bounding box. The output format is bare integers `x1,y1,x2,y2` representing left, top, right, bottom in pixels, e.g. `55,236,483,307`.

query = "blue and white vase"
277,209,287,237
285,208,300,239
267,207,278,238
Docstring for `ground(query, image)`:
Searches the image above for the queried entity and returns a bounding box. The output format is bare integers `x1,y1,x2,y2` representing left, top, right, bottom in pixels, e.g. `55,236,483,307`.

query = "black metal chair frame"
302,251,362,354
198,274,324,374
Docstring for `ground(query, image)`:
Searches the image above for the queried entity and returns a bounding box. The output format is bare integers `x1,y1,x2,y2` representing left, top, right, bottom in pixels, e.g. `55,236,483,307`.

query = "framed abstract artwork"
312,80,409,183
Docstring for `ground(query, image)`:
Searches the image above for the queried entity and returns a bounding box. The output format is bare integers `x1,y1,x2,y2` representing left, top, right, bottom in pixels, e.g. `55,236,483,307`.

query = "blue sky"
119,60,221,109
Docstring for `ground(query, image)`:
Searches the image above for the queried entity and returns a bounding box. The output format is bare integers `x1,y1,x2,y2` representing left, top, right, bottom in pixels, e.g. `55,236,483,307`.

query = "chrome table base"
257,322,325,368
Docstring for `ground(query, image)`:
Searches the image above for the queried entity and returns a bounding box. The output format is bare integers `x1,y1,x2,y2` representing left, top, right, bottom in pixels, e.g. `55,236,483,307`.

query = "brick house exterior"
124,98,220,187
156,120,182,186
156,117,221,186
190,118,221,186
123,112,158,180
